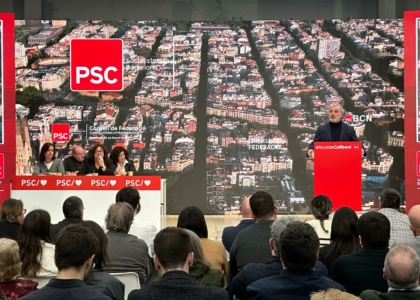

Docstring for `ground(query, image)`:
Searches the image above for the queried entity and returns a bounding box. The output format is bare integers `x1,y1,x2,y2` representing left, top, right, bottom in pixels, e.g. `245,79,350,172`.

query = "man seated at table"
63,145,84,175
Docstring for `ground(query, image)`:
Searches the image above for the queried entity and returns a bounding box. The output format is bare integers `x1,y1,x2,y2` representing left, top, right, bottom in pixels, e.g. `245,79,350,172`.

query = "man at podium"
307,103,364,158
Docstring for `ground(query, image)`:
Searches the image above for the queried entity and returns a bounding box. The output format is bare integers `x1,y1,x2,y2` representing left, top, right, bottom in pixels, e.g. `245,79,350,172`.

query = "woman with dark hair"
109,146,136,176
177,206,228,277
307,195,333,246
0,238,38,298
17,210,57,278
78,144,115,175
33,143,65,175
80,221,124,300
0,198,25,240
318,206,361,276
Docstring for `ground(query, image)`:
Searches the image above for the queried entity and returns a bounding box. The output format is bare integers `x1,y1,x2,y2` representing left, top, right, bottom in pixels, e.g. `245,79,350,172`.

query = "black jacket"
78,158,115,175
50,218,83,242
0,221,20,240
63,156,83,173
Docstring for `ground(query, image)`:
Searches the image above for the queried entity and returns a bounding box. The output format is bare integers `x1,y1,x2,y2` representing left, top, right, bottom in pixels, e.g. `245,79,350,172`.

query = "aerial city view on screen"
14,19,404,214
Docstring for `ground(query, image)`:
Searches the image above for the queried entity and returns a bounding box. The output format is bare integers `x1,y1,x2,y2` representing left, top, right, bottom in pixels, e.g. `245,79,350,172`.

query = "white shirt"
38,241,58,277
129,214,158,257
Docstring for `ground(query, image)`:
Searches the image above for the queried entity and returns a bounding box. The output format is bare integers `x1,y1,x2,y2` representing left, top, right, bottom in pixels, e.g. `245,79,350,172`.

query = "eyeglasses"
22,209,27,214
95,150,104,154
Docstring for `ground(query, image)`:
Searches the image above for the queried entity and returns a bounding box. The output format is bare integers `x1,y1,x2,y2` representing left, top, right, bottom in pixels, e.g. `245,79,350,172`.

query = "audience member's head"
310,195,333,233
55,224,97,277
358,211,390,248
71,145,84,162
379,188,402,210
408,205,420,236
184,229,211,267
0,238,21,282
270,216,299,257
280,221,319,272
154,227,193,274
18,209,52,277
79,220,109,270
240,197,252,218
249,191,277,221
385,244,420,289
310,288,360,300
0,198,25,224
105,202,134,233
62,196,84,219
177,206,208,238
328,207,361,256
115,186,140,214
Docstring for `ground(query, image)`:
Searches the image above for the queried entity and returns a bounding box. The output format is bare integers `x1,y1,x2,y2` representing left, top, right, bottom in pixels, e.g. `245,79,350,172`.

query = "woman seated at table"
110,146,136,176
79,144,115,176
33,143,65,176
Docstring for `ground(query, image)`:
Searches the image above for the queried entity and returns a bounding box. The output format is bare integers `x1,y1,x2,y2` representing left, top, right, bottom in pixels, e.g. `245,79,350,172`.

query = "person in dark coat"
79,144,114,176
0,198,25,240
109,146,136,176
50,196,84,242
128,227,228,300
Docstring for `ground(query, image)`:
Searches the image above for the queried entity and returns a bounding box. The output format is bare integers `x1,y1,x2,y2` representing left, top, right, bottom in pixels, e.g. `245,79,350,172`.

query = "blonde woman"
0,238,38,298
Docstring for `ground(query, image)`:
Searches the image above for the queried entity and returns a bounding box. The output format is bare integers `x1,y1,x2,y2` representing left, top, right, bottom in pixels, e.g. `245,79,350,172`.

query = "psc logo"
51,123,70,142
70,39,123,91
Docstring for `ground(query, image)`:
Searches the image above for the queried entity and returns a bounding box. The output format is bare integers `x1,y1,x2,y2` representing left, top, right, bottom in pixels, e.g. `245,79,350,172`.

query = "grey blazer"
33,159,65,175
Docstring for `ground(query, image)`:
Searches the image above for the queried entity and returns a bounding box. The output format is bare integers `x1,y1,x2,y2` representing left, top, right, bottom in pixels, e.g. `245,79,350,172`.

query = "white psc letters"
75,66,118,84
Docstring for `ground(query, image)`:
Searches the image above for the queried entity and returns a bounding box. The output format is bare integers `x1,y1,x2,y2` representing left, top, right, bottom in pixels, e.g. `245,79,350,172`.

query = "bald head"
240,197,252,218
72,145,84,162
385,244,420,289
408,205,420,230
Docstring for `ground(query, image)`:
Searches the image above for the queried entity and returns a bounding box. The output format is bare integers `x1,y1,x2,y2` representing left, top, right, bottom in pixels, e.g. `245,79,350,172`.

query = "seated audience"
115,187,157,256
307,195,333,246
231,216,329,300
360,244,420,300
79,144,114,175
32,143,65,175
154,229,226,288
18,209,57,277
21,224,113,300
0,198,25,240
331,211,390,296
80,221,124,300
229,191,277,280
318,207,361,276
50,196,84,242
392,204,420,256
245,221,345,300
177,206,228,276
310,289,360,300
110,146,136,176
0,238,38,298
102,203,149,287
128,227,228,300
222,197,254,253
377,188,413,247
63,145,84,175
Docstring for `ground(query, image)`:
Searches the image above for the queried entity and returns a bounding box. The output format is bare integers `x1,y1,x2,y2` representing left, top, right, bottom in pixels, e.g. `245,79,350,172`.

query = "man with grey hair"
308,103,365,158
230,217,328,299
360,244,420,299
103,202,149,287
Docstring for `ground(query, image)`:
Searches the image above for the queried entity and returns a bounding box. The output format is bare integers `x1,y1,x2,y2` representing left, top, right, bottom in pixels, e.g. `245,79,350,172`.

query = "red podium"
313,142,362,211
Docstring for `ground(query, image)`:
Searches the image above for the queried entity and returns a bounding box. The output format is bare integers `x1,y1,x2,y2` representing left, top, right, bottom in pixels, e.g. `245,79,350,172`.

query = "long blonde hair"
184,229,211,268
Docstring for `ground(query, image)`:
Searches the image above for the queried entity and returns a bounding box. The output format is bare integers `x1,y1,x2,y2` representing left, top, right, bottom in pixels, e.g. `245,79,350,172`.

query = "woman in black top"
0,198,25,240
109,146,136,176
318,206,361,276
78,144,115,175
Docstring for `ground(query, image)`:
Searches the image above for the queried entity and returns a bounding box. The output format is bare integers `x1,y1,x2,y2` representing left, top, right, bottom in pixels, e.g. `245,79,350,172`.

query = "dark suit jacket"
112,160,137,174
50,218,83,242
331,246,389,296
128,270,228,300
359,289,420,300
308,122,365,154
231,256,329,299
63,156,83,173
245,269,345,300
0,221,20,240
222,219,254,252
78,158,115,175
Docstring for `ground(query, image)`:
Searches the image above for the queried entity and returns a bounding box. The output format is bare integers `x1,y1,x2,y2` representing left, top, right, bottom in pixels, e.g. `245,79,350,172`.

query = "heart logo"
40,180,47,186
110,180,116,186
144,180,151,186
75,180,82,186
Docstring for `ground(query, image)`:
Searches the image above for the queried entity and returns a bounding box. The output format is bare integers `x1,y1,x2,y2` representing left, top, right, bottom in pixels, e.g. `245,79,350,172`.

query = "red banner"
12,175,161,191
404,11,420,212
314,142,362,211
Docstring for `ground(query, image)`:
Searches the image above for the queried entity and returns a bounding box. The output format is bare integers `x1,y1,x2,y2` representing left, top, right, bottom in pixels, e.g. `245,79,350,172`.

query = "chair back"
110,272,140,299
